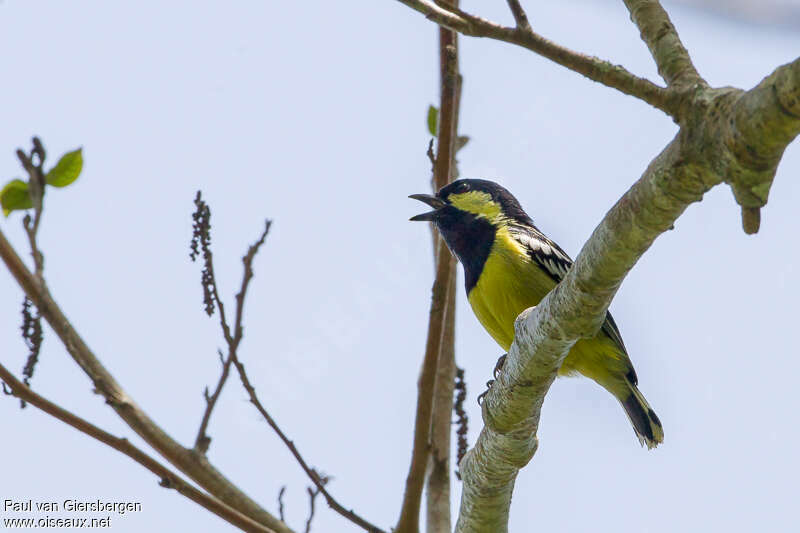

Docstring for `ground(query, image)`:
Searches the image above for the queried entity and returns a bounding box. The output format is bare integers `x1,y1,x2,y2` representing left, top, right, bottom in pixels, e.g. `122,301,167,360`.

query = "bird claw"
477,380,495,405
477,355,510,405
493,353,507,379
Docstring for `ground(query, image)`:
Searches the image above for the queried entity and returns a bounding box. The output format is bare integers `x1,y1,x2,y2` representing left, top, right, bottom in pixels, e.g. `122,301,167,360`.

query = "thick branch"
727,57,800,230
0,228,292,533
395,0,677,115
622,0,703,88
0,362,275,533
454,60,800,532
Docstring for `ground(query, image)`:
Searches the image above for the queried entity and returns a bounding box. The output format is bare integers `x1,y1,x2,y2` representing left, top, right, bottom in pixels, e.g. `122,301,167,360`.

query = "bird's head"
410,179,533,268
409,178,532,229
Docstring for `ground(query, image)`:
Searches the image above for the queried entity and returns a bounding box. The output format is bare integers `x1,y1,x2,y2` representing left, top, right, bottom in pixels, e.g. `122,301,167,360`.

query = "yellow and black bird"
410,179,663,448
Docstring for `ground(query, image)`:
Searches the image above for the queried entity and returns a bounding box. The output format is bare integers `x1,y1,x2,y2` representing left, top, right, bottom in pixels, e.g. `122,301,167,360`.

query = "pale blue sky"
1,1,799,531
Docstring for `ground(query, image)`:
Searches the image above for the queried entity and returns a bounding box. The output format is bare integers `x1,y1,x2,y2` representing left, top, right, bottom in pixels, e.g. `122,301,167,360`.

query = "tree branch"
303,476,329,533
505,0,531,32
425,8,462,531
394,0,678,115
425,272,456,533
0,228,293,533
191,200,272,454
727,57,800,231
0,361,276,533
454,59,800,532
622,0,703,88
16,139,46,279
196,214,383,532
231,354,386,533
190,195,383,532
194,349,235,453
396,19,461,533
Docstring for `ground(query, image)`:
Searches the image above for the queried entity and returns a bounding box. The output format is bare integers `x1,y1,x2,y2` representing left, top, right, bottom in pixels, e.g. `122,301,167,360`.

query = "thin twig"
0,361,275,533
194,349,235,452
231,220,272,350
394,0,679,116
15,140,47,393
278,487,286,522
203,218,383,532
304,475,329,533
199,217,272,453
622,0,703,88
191,194,271,453
505,0,531,31
16,139,46,279
231,356,386,533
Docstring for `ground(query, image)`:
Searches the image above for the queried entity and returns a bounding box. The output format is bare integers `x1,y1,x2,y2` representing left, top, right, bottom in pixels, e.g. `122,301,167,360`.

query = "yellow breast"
466,227,558,351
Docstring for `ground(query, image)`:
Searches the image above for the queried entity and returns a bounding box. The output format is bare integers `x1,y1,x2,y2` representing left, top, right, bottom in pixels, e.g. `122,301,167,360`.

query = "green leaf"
427,105,439,136
45,148,83,188
0,179,33,216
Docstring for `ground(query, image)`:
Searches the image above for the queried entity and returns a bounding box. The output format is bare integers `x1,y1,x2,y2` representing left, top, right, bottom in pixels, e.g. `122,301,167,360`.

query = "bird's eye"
456,182,468,192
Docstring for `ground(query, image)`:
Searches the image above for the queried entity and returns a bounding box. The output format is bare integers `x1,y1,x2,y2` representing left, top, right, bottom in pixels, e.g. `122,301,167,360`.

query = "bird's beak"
409,194,446,221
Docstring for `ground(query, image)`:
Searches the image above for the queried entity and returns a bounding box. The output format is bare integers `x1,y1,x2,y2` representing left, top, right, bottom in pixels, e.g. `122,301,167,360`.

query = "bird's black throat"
434,207,495,294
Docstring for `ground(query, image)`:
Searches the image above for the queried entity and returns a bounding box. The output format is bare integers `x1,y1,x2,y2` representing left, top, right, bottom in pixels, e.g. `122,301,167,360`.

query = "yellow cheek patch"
448,191,503,222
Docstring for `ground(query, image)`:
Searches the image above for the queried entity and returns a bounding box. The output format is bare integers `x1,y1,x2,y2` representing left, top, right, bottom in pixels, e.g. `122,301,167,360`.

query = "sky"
1,1,799,532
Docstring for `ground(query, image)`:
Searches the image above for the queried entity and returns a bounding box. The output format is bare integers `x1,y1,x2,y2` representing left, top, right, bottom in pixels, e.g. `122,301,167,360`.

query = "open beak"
409,194,446,221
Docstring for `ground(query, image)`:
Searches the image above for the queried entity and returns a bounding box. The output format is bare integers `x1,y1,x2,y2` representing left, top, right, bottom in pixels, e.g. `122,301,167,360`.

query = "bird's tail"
620,380,664,449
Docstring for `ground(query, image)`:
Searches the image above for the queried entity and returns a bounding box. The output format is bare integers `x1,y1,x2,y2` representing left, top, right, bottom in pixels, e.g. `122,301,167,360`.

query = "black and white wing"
507,224,629,356
507,224,573,283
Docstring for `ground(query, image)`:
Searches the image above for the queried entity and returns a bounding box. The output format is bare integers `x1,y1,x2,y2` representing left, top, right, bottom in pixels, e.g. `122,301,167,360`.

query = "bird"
410,178,663,448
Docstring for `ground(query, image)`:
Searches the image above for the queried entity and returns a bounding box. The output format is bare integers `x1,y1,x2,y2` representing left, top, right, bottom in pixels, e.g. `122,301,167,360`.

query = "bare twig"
231,219,272,349
304,475,329,533
278,487,286,522
194,349,235,453
232,356,386,533
394,0,678,116
396,23,461,533
0,226,292,533
191,193,272,453
17,138,46,278
13,139,48,392
622,0,703,88
0,361,276,533
196,214,382,532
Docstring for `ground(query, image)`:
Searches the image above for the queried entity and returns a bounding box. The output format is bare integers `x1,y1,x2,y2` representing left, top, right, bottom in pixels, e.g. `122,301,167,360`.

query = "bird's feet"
493,353,507,379
478,354,509,405
477,380,494,405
